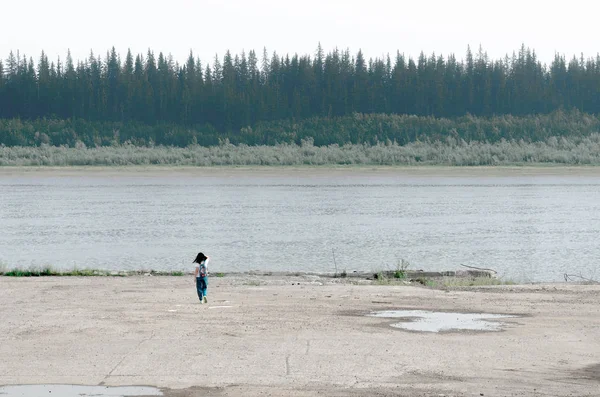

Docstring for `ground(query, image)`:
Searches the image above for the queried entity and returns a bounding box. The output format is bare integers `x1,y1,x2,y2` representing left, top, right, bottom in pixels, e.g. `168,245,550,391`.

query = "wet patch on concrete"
580,363,600,382
0,385,163,397
368,309,517,332
161,384,442,397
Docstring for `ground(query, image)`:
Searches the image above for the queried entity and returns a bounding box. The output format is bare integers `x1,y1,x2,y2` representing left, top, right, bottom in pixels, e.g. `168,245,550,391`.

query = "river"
1,167,599,282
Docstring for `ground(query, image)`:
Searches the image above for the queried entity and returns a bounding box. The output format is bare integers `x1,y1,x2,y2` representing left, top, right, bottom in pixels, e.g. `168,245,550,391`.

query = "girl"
193,252,210,303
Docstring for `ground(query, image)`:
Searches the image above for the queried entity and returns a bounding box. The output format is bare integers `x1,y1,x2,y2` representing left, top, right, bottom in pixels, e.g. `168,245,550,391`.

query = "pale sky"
2,0,598,67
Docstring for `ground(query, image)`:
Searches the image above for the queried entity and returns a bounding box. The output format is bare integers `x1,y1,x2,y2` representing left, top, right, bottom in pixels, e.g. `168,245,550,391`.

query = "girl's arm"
205,257,210,275
194,265,199,278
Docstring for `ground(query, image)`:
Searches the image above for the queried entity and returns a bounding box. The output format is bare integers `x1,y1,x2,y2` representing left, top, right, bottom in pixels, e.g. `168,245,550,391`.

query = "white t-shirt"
195,257,209,277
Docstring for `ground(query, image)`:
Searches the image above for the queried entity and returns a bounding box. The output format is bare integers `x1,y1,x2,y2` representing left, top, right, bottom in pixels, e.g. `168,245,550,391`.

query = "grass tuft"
393,259,410,279
374,272,396,285
3,266,60,277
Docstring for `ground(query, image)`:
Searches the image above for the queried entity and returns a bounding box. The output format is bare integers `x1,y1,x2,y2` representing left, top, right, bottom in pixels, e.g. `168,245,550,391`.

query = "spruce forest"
1,44,599,151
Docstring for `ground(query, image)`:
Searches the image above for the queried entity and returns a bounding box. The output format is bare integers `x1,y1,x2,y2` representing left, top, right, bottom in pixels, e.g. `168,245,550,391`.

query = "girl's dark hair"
193,252,207,264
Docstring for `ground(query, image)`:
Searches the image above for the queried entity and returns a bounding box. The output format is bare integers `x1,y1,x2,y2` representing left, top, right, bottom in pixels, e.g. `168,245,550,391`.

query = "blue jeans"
196,276,208,300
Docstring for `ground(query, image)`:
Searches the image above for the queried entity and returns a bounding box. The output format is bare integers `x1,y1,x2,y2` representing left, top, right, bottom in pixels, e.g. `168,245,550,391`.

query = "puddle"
209,305,233,309
368,310,516,332
0,385,162,397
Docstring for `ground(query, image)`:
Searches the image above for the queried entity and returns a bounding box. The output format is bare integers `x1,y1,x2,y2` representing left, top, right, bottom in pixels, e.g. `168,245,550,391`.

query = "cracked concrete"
1,276,599,396
102,332,154,386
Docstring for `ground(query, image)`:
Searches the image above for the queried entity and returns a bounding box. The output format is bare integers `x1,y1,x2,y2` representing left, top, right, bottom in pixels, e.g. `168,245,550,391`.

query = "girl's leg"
200,277,208,301
196,278,203,301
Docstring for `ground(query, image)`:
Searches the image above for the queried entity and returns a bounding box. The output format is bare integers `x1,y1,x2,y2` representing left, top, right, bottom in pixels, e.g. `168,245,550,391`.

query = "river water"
1,168,599,282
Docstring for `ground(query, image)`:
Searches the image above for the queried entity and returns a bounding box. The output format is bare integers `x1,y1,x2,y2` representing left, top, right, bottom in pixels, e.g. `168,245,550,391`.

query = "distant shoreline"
0,269,490,278
2,164,600,178
2,268,595,287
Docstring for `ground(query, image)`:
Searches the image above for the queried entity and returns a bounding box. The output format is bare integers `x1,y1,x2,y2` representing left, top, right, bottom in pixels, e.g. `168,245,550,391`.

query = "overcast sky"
2,0,598,67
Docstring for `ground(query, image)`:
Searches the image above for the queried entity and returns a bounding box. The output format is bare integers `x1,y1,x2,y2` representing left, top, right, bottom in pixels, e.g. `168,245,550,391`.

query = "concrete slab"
1,276,599,396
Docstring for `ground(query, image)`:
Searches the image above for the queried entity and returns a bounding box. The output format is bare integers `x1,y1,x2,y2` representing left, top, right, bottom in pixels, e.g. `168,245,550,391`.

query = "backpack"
199,262,207,277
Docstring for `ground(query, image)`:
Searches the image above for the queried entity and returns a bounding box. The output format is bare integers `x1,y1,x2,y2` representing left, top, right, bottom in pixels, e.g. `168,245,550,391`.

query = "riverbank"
3,134,600,166
1,275,598,396
0,268,514,291
2,164,600,177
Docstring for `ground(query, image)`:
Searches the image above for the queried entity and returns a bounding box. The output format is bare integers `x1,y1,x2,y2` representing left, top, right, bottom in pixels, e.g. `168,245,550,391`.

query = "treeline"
1,110,599,147
1,45,600,134
3,134,600,166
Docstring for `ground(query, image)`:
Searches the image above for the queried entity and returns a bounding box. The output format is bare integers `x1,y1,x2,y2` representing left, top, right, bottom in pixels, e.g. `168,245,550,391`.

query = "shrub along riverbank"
2,133,600,166
0,265,517,288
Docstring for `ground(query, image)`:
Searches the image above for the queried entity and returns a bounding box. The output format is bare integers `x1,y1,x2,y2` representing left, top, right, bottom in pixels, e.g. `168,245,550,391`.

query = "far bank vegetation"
2,131,600,166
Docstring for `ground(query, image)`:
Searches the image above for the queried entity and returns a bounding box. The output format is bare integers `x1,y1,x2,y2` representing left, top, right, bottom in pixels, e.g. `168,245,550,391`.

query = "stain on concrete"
368,309,517,332
161,386,225,397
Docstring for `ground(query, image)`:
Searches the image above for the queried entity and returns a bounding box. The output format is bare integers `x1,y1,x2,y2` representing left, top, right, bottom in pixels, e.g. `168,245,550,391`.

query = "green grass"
374,258,410,283
393,271,406,279
68,268,108,276
1,268,110,277
0,266,189,277
374,273,398,285
3,266,59,277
